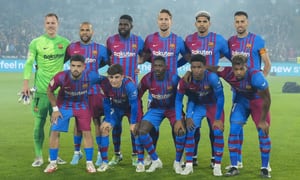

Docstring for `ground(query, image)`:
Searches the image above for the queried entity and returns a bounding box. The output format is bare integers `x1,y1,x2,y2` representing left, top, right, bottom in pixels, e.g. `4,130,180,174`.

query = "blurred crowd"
0,0,299,61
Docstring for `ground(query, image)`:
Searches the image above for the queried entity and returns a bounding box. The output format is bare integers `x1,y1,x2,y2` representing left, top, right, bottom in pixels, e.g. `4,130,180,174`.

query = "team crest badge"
246,85,252,89
92,50,98,55
246,43,252,48
58,44,63,49
132,44,137,49
167,86,173,91
208,42,214,47
170,44,175,49
82,83,88,89
204,85,210,90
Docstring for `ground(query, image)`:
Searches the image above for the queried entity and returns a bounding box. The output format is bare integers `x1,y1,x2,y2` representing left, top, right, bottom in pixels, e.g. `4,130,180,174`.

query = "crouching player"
175,54,225,176
44,54,97,173
97,64,142,172
135,56,185,173
207,54,272,178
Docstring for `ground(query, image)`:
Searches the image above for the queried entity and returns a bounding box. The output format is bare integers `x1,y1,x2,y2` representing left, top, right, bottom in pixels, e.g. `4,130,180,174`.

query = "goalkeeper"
22,13,69,167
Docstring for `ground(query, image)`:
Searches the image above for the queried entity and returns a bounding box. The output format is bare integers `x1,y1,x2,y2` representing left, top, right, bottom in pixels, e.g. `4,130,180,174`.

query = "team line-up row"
21,9,271,178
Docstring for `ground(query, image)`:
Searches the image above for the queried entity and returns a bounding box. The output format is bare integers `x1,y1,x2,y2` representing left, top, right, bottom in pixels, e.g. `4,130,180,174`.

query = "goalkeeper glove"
17,87,36,105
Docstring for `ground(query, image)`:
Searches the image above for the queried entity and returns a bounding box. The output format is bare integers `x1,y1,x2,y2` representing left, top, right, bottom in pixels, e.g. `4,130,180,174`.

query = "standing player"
184,10,229,168
22,13,69,167
175,54,225,176
141,9,189,164
96,64,141,172
44,54,97,173
135,56,184,173
65,22,108,166
207,54,272,178
142,9,189,75
227,11,272,170
106,14,144,166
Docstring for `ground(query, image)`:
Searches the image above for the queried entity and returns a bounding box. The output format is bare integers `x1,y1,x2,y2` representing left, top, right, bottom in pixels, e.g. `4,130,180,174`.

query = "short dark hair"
190,54,206,65
232,55,247,66
107,64,123,75
120,14,133,23
153,56,166,64
234,11,248,19
45,13,58,21
159,9,172,19
70,54,85,63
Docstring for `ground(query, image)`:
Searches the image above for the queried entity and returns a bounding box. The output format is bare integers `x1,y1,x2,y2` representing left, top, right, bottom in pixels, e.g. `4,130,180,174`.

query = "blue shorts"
192,104,225,128
230,97,271,127
142,108,176,131
51,107,92,132
88,93,104,118
104,106,143,127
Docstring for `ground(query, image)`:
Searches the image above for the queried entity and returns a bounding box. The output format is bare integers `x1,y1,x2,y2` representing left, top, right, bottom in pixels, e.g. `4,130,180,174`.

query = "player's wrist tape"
52,106,59,112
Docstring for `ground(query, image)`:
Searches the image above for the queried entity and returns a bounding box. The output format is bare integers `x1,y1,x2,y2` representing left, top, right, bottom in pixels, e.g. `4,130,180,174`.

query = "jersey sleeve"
175,79,186,120
126,82,138,124
138,74,149,99
216,66,232,80
208,72,224,120
48,72,63,92
106,37,112,57
254,35,268,56
138,36,144,56
99,45,109,67
217,34,230,60
177,36,188,58
186,98,195,119
251,71,268,90
23,39,37,79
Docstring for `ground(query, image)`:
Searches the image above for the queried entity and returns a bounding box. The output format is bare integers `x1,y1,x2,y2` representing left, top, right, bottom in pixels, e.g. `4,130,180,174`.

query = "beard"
118,29,130,38
160,28,169,32
80,36,91,44
71,71,81,79
237,28,246,35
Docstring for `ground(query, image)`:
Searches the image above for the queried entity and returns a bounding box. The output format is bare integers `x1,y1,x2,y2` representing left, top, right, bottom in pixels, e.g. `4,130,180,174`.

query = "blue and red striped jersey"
49,70,99,109
176,70,224,120
185,32,229,65
100,77,138,124
66,41,108,95
228,32,265,70
106,34,144,84
144,32,188,75
217,66,268,100
138,70,180,109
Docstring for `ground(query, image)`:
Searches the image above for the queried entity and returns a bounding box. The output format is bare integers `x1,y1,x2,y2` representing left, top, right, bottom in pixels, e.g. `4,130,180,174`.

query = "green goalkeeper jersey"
23,34,70,93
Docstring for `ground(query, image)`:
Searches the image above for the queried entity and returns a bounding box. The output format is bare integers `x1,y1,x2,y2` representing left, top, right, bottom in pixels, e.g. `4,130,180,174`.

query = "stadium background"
0,0,299,179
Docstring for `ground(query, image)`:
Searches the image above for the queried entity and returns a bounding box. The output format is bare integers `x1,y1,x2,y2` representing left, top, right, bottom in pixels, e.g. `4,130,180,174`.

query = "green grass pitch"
0,73,299,180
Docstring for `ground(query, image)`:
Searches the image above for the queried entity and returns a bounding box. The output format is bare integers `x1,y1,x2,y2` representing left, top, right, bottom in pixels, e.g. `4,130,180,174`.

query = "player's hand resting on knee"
174,120,186,136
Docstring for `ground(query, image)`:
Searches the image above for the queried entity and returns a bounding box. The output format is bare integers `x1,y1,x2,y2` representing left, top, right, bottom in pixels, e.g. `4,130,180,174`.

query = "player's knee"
50,131,60,139
137,127,148,136
100,129,109,136
229,123,242,135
